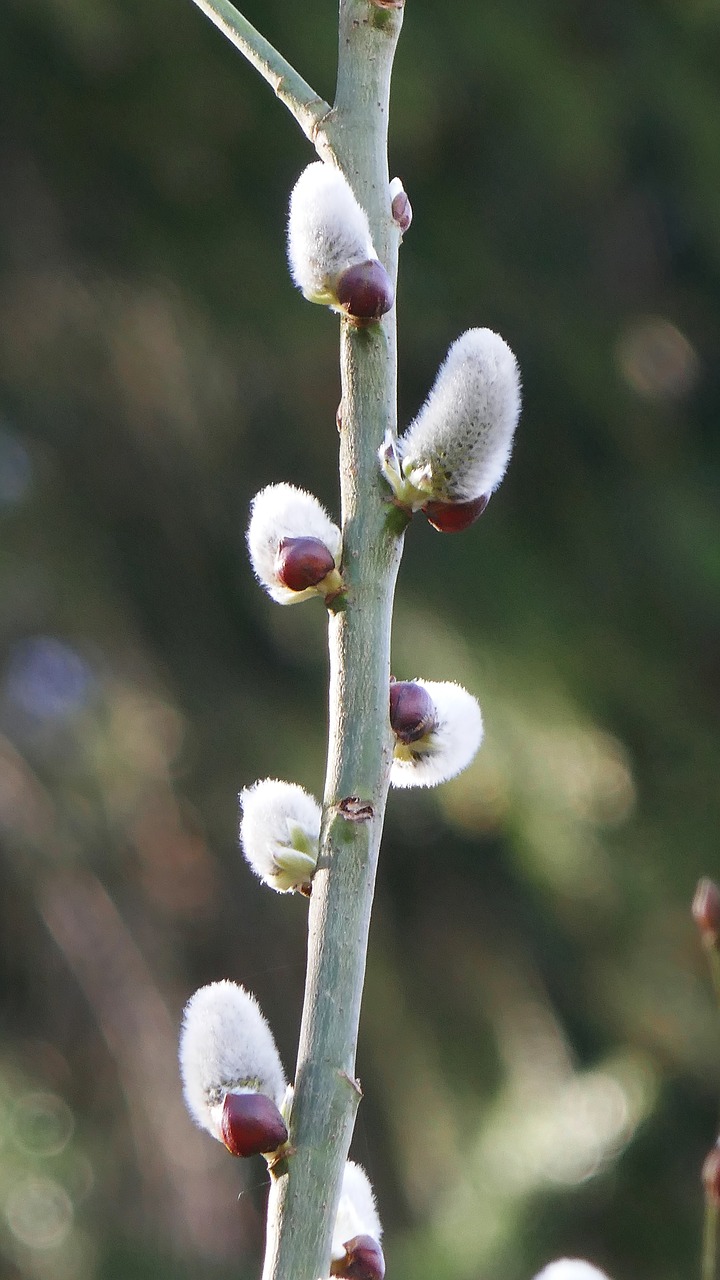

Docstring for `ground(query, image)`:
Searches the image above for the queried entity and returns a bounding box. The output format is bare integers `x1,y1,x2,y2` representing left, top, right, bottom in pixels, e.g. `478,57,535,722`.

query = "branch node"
337,796,375,822
338,1070,363,1098
267,1144,296,1179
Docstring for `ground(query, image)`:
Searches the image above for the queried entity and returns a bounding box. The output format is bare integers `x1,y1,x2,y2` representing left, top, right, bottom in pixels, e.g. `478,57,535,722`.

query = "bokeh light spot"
4,637,93,721
5,1175,73,1249
616,316,699,400
12,1091,75,1158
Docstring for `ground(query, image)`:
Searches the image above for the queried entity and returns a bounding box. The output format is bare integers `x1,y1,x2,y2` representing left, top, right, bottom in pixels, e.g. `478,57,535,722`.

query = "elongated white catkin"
288,162,376,304
399,328,521,502
179,981,287,1139
331,1162,383,1260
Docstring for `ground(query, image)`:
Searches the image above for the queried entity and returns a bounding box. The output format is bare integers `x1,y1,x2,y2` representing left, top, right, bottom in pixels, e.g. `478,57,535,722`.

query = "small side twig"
188,0,332,142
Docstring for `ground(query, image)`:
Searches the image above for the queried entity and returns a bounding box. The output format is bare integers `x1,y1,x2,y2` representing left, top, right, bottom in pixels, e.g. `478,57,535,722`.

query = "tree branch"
262,4,406,1280
188,0,332,143
187,0,407,1276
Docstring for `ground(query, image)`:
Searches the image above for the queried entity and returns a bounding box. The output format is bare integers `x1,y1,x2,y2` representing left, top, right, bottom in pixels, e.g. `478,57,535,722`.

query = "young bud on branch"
389,678,437,743
331,1236,385,1280
287,162,393,322
179,981,287,1150
379,329,520,528
247,483,343,605
389,177,412,234
239,778,321,894
330,1162,383,1279
276,536,336,592
531,1264,612,1280
423,492,490,532
220,1090,288,1158
335,260,394,322
389,679,483,788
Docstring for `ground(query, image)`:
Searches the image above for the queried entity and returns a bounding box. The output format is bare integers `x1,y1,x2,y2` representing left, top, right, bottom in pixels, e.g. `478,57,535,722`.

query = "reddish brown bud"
391,190,412,233
703,1144,720,1206
693,878,720,945
336,260,394,322
390,680,437,744
423,492,490,533
331,1236,385,1280
275,537,336,592
220,1091,288,1158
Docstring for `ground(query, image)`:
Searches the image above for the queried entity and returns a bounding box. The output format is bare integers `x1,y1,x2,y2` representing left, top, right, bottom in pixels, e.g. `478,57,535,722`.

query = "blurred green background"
1,1,719,1278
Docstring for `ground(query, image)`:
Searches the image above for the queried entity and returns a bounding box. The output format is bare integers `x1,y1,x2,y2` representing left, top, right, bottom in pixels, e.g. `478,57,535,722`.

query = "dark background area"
1,2,719,1278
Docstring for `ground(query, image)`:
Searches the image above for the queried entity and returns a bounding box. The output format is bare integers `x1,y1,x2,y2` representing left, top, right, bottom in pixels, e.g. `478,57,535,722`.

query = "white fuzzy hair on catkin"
179,981,287,1139
531,1263,612,1280
287,162,376,303
331,1162,383,1260
400,328,521,502
247,483,341,604
390,679,483,789
239,778,321,893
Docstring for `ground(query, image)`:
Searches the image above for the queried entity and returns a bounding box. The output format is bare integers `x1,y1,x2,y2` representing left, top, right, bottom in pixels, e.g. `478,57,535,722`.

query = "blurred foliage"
0,1,720,1278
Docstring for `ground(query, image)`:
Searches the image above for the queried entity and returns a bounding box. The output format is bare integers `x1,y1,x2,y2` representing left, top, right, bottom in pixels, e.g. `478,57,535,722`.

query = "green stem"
262,5,405,1280
188,0,332,142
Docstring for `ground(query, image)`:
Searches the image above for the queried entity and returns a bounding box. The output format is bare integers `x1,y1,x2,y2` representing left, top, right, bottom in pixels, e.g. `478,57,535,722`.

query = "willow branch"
187,0,407,1275
188,0,332,143
262,4,406,1280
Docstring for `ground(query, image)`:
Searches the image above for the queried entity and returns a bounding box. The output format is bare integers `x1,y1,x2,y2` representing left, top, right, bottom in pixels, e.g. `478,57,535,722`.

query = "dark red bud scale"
221,1091,288,1158
331,1236,385,1280
423,493,490,533
692,878,720,944
336,260,394,323
390,681,437,744
276,537,336,592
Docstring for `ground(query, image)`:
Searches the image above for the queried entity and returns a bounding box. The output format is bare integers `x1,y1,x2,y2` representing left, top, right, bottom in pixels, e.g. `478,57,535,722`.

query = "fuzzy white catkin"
287,162,376,304
179,981,287,1141
390,679,483,789
532,1263,612,1280
239,778,321,893
399,328,521,502
247,482,341,604
331,1162,383,1260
